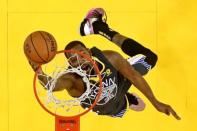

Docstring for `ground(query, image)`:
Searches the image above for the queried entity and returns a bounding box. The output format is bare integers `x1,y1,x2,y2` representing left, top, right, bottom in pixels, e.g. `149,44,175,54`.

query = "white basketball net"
36,52,102,114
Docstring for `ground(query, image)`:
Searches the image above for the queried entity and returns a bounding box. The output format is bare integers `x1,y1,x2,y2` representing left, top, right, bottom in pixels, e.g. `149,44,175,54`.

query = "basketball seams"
45,33,57,61
24,38,43,63
30,34,47,63
26,54,44,63
24,31,57,64
39,31,50,61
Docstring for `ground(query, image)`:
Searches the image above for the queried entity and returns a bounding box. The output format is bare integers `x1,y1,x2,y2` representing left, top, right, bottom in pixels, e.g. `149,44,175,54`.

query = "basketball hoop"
33,49,103,131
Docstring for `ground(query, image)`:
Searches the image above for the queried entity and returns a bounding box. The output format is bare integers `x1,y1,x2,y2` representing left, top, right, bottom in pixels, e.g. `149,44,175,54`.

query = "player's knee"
152,53,158,67
145,50,158,68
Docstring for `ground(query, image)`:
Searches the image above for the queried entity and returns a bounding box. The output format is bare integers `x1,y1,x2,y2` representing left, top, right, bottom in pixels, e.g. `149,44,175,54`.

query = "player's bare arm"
103,50,181,120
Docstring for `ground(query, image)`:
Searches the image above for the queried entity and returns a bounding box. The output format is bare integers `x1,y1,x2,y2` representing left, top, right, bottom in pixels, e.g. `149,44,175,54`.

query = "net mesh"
35,51,102,116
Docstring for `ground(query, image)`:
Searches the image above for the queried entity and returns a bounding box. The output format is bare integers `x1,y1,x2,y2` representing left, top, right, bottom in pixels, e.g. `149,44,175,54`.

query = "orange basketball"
24,31,57,64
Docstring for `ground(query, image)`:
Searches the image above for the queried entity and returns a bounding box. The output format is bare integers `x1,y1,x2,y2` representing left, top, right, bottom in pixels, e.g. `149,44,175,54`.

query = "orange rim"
33,49,103,119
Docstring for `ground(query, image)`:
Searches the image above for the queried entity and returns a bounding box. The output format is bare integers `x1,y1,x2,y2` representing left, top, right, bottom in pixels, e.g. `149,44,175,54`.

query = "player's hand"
154,101,181,120
28,60,43,73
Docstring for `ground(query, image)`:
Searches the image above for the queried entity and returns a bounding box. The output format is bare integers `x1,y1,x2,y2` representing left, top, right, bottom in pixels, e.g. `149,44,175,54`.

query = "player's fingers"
169,107,181,120
165,109,170,115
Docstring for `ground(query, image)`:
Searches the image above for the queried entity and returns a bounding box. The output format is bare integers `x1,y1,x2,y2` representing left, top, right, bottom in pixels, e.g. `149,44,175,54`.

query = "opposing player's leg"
80,8,158,69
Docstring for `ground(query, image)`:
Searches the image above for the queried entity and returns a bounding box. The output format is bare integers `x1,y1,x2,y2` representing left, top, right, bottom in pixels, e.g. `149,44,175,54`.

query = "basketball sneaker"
80,8,118,41
80,8,108,36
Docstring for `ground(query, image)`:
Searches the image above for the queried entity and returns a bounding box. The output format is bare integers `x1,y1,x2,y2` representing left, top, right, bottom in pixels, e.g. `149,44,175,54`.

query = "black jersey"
80,47,132,115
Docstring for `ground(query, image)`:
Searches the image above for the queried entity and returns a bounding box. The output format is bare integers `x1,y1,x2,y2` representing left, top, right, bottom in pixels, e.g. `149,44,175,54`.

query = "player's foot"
129,93,146,111
80,8,108,36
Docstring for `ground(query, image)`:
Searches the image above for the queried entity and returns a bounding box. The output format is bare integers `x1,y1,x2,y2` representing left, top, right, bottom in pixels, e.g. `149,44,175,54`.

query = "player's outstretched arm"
105,51,181,120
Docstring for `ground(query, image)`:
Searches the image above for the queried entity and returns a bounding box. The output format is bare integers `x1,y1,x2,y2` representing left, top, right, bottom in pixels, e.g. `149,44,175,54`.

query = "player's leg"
80,8,158,69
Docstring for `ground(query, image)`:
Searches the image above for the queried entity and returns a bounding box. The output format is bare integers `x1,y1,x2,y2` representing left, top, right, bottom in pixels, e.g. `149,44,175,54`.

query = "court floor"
0,0,197,131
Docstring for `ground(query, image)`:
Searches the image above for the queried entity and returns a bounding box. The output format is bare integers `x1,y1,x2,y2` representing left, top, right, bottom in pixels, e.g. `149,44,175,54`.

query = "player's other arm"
28,60,73,91
107,51,181,120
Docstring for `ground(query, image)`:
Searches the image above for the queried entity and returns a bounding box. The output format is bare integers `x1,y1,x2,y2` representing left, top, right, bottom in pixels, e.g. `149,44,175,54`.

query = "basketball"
24,31,57,64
